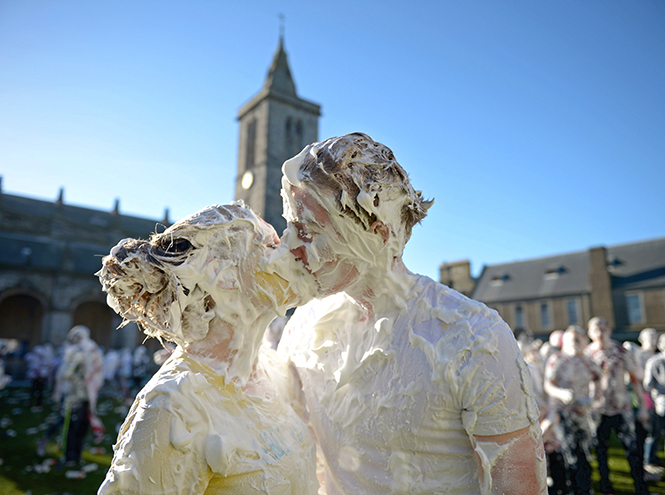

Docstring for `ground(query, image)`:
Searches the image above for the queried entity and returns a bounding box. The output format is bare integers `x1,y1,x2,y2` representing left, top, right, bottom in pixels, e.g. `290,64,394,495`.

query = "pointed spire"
162,207,171,224
263,37,297,96
56,187,64,205
112,198,120,215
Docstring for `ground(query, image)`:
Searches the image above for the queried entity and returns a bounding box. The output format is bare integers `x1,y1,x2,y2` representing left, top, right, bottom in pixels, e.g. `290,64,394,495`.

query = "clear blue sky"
1,0,663,280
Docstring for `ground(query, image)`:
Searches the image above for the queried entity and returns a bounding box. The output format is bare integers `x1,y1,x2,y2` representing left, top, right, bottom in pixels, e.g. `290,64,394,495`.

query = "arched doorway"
73,301,114,349
0,294,43,349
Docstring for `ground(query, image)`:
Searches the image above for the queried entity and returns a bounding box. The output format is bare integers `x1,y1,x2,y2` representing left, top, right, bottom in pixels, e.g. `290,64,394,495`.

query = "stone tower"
235,37,321,234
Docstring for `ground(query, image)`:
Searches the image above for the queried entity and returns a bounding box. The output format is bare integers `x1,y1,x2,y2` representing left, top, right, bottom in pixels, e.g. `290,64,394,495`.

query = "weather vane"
279,13,285,40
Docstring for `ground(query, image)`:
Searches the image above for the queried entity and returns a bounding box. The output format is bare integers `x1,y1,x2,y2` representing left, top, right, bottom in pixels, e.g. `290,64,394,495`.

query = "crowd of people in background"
520,318,665,495
0,327,160,469
3,317,665,493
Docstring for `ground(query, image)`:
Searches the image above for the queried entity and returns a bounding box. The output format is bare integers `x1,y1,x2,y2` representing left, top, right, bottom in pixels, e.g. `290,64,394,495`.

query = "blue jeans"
645,411,665,465
556,410,592,495
595,412,649,495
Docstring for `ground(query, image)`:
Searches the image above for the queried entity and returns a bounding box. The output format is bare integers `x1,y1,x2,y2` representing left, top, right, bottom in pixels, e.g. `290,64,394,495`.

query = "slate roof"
606,237,665,290
472,237,665,303
0,191,167,275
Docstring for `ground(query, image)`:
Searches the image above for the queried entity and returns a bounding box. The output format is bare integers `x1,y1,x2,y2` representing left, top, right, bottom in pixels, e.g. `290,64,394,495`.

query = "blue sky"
1,0,663,280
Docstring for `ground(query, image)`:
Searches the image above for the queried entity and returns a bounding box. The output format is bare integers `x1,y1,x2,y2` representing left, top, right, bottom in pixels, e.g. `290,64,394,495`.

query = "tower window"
285,117,304,156
245,119,256,169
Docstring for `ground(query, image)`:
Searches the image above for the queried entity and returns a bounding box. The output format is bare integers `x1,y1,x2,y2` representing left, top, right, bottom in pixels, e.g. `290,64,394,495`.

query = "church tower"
236,37,321,234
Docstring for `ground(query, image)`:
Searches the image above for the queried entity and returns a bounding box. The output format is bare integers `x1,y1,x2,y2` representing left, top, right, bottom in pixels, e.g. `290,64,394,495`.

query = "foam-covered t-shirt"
99,347,318,495
279,275,540,495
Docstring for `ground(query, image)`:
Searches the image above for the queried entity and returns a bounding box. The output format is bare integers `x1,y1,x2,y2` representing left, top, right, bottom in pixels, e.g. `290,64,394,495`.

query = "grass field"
2,382,665,494
0,383,129,495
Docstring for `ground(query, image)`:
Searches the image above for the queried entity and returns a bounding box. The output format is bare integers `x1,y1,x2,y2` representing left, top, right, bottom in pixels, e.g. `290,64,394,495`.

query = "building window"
514,305,524,330
626,293,644,324
286,117,304,157
567,300,579,326
540,303,551,329
490,273,510,287
245,119,256,169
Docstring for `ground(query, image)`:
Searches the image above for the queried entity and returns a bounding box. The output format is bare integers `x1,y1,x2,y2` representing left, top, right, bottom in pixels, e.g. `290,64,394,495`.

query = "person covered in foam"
97,201,319,495
544,325,601,495
276,133,547,494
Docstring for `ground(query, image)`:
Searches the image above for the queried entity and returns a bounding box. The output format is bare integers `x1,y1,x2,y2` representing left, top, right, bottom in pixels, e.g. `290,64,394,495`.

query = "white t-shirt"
99,347,318,495
279,275,540,495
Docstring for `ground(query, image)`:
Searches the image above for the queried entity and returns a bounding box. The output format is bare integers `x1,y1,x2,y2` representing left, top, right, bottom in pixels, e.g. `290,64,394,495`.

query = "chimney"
588,246,615,328
439,260,475,297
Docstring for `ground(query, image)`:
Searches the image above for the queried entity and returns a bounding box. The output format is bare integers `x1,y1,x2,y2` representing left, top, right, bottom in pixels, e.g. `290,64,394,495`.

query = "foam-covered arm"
473,423,547,495
99,393,211,495
543,376,574,404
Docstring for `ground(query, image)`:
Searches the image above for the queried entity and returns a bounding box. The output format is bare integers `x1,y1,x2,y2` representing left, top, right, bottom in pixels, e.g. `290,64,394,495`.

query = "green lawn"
589,444,665,494
3,383,665,494
0,384,129,495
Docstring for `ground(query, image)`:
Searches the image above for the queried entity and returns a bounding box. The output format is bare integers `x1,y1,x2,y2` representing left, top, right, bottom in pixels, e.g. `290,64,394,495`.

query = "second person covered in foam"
97,201,318,495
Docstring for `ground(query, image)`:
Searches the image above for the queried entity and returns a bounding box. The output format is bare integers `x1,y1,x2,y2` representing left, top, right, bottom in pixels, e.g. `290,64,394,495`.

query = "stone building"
0,183,170,352
442,237,665,340
235,37,321,234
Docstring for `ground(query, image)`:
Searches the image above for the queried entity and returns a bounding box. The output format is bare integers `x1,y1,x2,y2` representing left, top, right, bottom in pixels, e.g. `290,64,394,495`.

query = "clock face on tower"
241,170,254,190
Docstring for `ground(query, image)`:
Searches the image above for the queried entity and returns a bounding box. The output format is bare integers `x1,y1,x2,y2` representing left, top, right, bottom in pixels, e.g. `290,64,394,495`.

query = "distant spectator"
644,333,665,473
58,325,104,466
585,316,649,495
0,339,18,390
545,325,601,495
117,347,132,398
639,328,659,372
25,344,54,409
103,348,119,384
131,346,150,390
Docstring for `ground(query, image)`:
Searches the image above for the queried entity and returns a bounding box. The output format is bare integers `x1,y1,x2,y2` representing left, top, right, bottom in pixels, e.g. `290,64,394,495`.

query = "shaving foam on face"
279,137,427,304
98,202,309,385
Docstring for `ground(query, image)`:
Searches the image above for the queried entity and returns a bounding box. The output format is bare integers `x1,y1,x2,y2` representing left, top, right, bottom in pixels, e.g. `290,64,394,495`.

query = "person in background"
131,346,150,390
644,333,665,474
544,325,601,495
117,347,132,398
585,316,650,495
25,344,54,410
103,348,119,386
57,325,104,466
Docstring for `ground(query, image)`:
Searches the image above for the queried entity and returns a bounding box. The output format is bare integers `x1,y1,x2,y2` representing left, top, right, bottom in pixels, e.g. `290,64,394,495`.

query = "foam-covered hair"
282,133,433,246
97,202,266,347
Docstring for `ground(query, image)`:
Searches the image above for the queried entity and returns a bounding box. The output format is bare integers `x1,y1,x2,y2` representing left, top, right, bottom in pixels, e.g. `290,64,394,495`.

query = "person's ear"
370,221,390,244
